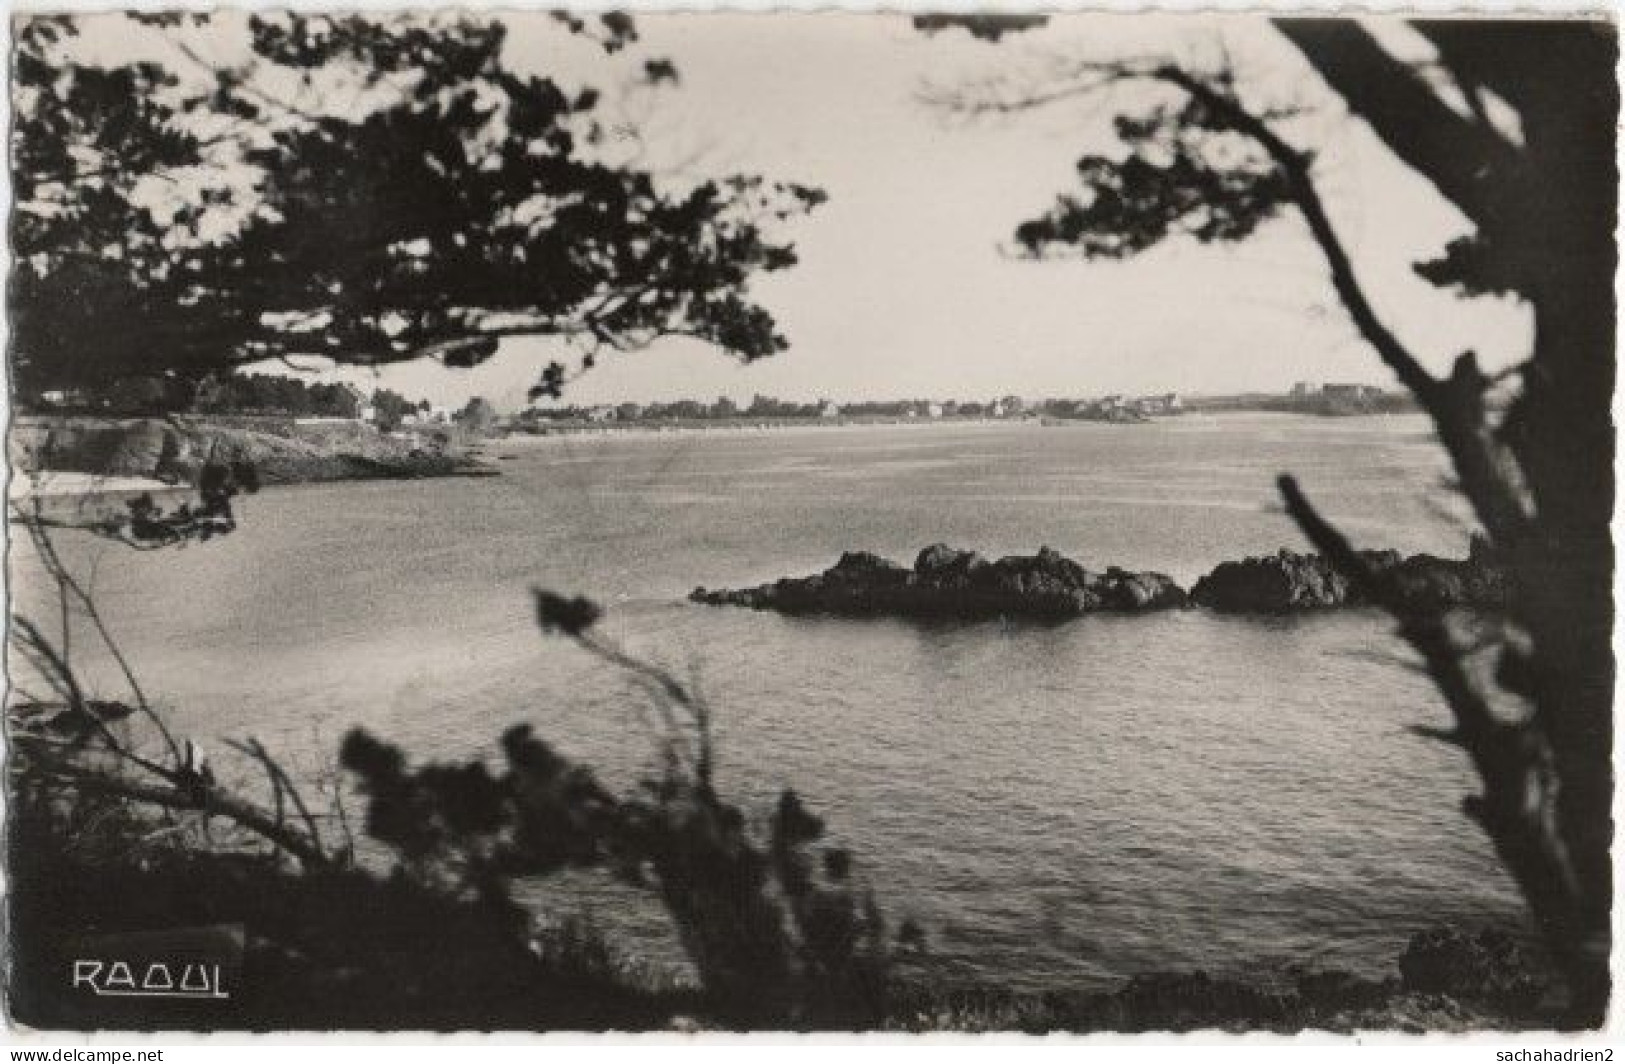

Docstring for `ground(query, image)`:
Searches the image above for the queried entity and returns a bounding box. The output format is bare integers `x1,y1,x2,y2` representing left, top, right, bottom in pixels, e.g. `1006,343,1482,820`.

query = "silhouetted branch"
10,617,175,783
944,32,1613,1017
224,736,326,858
533,588,713,787
513,589,899,1022
9,509,335,871
1280,474,1591,1002
1273,20,1522,234
14,507,179,760
43,762,329,869
946,55,1535,551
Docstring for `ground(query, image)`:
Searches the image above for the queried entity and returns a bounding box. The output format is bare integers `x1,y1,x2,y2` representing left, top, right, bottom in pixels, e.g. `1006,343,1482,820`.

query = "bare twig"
224,736,326,857
16,511,183,765
10,511,331,870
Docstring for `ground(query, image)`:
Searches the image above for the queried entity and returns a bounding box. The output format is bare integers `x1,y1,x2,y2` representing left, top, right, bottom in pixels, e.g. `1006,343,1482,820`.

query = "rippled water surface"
13,413,1531,990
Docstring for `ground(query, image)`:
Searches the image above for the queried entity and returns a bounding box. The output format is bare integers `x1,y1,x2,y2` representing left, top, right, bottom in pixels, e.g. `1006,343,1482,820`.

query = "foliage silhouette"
933,16,1616,1024
11,12,825,404
339,589,909,1027
7,504,908,1027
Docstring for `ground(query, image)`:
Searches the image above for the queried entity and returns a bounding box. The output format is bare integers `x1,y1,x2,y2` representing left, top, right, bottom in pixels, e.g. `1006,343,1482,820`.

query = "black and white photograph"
2,5,1618,1040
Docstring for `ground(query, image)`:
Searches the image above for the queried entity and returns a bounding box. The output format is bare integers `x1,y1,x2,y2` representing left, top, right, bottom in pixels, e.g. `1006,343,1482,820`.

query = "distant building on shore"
1323,383,1386,400
1291,382,1386,401
403,405,453,426
343,384,373,424
1134,393,1181,415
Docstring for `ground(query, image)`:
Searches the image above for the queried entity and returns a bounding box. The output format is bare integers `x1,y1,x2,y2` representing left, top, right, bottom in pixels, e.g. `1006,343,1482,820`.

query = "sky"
179,12,1533,409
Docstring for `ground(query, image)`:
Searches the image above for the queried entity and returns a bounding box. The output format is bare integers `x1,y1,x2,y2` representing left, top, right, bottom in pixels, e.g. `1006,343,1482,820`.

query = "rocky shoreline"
10,415,496,487
691,540,1508,619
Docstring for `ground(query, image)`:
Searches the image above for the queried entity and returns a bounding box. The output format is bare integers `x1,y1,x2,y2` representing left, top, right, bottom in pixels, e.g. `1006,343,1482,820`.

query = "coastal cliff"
693,541,1508,620
9,415,495,486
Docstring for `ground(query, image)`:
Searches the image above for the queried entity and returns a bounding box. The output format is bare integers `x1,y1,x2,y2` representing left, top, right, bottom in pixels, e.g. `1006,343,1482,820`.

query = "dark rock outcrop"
1190,549,1364,612
1191,540,1508,613
696,539,1508,621
690,543,1187,620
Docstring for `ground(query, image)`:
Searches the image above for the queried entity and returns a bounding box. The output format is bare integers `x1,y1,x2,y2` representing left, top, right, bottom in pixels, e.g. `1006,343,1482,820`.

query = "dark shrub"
1399,927,1543,1013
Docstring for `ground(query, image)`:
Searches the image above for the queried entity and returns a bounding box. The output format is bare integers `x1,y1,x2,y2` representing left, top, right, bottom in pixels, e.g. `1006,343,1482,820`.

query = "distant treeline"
1184,391,1419,417
193,374,362,418
21,373,366,419
21,374,450,432
513,388,1426,429
518,395,1037,423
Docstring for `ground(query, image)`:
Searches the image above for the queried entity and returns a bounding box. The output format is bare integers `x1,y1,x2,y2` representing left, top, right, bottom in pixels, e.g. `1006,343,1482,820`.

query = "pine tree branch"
1279,475,1598,1001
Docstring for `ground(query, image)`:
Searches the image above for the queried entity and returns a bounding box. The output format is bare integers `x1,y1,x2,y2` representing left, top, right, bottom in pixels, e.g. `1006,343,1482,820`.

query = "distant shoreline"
495,415,1034,444
7,409,1428,492
492,407,1422,445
